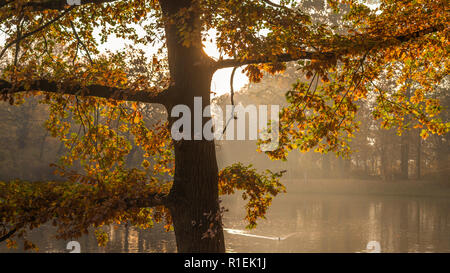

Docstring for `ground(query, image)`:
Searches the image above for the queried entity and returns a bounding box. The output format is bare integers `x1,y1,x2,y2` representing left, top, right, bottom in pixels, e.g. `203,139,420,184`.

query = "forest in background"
1,62,448,185
215,63,449,184
0,97,168,182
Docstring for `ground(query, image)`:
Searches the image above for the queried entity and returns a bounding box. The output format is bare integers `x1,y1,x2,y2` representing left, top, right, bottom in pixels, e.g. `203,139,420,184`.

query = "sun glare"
95,27,250,99
203,35,249,99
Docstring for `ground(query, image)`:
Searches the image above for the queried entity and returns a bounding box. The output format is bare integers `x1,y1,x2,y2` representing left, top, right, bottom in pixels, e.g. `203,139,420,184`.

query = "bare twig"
222,66,238,135
69,21,93,65
0,6,75,60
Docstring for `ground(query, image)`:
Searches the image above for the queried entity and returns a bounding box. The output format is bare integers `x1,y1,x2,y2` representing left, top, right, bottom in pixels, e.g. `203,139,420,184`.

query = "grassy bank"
282,179,450,198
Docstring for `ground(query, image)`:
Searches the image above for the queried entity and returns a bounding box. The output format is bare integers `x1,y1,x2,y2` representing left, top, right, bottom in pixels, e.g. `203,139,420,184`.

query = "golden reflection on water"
223,194,450,253
1,194,449,253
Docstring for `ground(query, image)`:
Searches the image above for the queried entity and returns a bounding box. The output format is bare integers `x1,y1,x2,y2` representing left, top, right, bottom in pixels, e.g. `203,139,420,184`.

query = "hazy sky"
96,27,249,99
203,36,249,98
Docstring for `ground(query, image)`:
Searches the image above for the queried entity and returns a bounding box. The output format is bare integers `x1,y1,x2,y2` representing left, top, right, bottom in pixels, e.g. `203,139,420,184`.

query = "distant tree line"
213,63,449,182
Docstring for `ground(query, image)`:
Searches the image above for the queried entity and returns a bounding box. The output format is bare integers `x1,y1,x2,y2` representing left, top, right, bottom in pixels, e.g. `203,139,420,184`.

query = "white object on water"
366,241,381,253
356,241,382,253
224,228,298,241
66,241,81,253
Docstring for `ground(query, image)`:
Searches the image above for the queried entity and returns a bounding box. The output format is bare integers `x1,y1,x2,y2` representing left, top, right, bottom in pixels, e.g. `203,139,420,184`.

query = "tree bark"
160,0,225,253
169,140,225,252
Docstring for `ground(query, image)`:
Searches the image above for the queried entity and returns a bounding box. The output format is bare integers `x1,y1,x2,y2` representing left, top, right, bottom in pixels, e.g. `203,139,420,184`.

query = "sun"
94,27,249,99
202,35,249,99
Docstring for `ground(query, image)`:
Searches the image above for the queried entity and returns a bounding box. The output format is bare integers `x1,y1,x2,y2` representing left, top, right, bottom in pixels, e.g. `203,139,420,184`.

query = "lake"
1,193,450,253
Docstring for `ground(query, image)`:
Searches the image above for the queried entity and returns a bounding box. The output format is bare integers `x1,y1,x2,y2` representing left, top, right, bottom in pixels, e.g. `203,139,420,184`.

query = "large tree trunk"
170,140,225,252
160,0,225,253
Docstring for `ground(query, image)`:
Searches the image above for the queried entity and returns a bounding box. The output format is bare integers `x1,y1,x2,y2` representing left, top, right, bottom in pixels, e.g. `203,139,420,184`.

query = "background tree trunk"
400,85,411,180
435,134,449,182
321,154,330,178
416,131,421,180
400,131,409,180
380,131,390,181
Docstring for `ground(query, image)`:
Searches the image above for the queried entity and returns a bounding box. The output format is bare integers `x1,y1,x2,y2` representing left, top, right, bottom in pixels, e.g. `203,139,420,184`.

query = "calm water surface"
1,193,449,253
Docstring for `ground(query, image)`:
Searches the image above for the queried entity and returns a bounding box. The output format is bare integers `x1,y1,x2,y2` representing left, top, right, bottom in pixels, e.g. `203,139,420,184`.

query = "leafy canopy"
0,0,448,249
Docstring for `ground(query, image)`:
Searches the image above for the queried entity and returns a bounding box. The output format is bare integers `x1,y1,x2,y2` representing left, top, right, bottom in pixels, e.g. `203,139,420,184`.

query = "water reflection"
1,194,449,253
0,223,177,253
223,194,450,253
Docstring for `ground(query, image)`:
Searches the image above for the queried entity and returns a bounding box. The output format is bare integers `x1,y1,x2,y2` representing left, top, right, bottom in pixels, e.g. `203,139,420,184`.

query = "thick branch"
0,227,17,242
395,25,444,43
215,52,326,70
23,0,118,11
0,79,174,107
0,193,166,244
214,24,444,70
92,192,169,208
123,193,169,208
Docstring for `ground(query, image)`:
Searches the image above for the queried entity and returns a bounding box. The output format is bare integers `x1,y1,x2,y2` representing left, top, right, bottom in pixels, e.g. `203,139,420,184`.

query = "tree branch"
260,0,291,10
395,25,444,43
0,79,174,107
92,192,169,208
123,193,169,208
69,21,93,64
0,188,168,245
214,24,444,70
23,0,118,11
222,66,238,135
215,52,326,70
0,227,17,243
0,0,13,9
0,6,75,60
